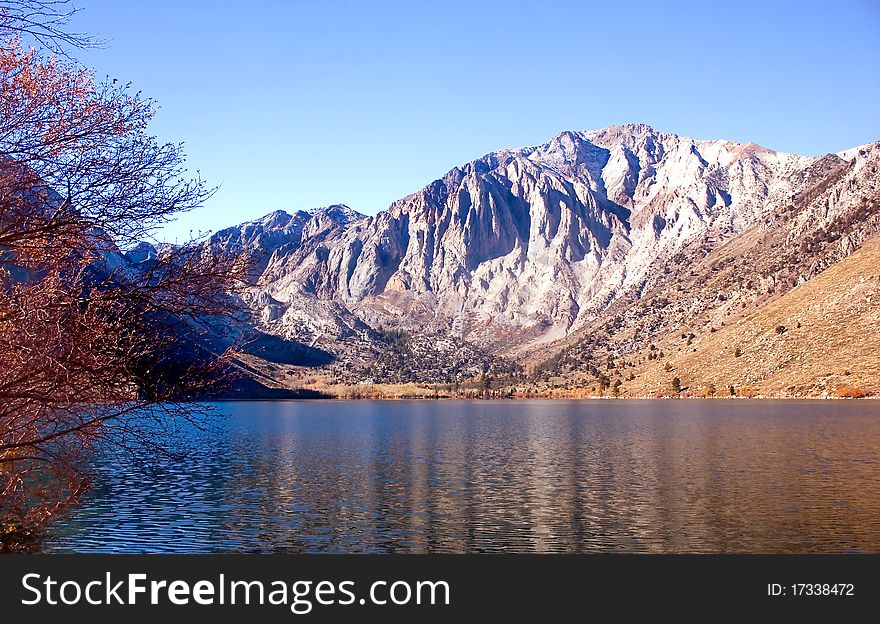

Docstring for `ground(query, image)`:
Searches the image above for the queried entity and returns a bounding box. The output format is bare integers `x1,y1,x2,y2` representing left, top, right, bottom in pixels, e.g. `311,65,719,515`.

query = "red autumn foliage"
0,15,248,550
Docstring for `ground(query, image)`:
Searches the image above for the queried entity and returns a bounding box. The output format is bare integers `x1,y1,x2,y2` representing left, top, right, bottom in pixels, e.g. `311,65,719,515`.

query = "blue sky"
65,0,880,242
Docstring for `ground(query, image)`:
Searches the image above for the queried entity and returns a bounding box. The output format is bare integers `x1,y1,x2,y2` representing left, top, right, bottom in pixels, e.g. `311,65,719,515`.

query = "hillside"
621,235,880,398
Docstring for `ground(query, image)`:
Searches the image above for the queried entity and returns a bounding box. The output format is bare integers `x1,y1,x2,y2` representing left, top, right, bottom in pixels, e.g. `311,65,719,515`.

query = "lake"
45,399,880,553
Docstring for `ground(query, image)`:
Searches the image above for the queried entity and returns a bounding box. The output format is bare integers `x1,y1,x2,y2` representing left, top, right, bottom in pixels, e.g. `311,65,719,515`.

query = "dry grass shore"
299,382,875,401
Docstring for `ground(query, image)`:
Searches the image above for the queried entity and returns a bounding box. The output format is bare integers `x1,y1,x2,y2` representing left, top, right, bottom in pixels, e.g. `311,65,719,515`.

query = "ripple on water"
44,399,880,553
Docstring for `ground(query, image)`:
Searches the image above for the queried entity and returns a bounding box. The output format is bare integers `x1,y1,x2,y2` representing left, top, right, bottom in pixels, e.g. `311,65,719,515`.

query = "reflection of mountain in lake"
46,400,880,553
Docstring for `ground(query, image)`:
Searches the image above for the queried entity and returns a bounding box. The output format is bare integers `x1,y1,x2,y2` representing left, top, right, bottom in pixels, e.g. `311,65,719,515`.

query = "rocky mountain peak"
307,204,365,224
584,122,662,144
202,126,880,380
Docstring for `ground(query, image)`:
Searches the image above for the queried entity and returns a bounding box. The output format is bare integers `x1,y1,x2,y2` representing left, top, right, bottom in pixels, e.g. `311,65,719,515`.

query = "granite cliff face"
204,124,880,392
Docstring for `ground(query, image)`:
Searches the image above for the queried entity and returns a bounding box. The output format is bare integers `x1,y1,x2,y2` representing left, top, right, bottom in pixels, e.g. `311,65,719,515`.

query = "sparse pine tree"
611,379,622,397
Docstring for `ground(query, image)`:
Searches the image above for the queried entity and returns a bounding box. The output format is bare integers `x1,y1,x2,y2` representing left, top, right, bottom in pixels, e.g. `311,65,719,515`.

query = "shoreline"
208,391,879,402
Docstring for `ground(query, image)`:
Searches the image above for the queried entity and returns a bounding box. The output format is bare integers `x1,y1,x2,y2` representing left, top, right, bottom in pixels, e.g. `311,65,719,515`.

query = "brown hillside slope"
625,235,880,398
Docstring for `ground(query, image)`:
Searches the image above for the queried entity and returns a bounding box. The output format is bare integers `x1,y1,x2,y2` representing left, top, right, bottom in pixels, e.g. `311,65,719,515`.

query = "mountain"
205,124,880,396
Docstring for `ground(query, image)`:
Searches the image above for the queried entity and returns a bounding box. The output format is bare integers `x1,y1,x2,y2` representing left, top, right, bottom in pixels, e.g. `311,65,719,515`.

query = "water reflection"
46,400,880,553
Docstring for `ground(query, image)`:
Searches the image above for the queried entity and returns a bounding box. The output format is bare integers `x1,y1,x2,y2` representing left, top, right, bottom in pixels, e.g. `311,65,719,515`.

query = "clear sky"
64,0,880,242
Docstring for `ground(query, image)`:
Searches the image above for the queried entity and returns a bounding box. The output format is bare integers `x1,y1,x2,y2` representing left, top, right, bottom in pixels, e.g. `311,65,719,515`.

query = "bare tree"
0,28,247,550
0,0,101,53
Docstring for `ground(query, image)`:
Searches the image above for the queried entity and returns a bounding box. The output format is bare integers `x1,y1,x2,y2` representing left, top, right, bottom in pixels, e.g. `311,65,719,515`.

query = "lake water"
45,400,880,553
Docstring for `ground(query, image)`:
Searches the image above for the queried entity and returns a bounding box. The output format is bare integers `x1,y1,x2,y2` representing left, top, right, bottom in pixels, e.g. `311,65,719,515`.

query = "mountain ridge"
196,124,880,396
